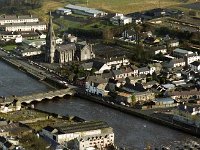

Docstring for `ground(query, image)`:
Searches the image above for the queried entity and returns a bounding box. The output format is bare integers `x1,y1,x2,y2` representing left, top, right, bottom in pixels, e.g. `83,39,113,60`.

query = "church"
45,12,95,64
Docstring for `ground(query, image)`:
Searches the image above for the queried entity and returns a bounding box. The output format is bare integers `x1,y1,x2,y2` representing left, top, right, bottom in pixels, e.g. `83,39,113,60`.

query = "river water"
0,60,200,149
0,61,51,96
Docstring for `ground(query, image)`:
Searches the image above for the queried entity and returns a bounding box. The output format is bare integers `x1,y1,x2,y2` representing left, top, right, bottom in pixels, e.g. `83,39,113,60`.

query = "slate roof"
56,43,76,52
0,15,38,20
190,61,200,67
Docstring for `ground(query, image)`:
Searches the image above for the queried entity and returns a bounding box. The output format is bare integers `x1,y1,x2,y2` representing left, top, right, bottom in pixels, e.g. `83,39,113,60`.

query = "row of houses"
0,15,46,32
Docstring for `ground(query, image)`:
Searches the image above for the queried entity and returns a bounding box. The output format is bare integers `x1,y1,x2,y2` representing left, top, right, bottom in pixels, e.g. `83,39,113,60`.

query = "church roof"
56,43,76,52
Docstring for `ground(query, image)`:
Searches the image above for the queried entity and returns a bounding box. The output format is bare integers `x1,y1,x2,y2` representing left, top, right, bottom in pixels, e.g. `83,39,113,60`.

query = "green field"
30,0,196,22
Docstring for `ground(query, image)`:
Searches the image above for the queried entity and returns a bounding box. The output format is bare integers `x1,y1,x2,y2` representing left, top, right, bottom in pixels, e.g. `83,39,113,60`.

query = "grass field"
30,0,197,22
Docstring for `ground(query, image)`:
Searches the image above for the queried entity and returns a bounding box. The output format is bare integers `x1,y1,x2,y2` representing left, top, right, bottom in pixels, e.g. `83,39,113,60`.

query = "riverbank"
0,56,65,90
77,93,200,137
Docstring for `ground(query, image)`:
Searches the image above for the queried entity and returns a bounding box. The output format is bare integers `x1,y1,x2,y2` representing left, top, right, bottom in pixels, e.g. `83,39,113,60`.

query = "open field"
30,0,197,21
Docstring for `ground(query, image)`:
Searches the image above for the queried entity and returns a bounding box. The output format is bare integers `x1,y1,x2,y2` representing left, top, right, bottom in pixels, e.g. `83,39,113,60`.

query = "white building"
41,121,114,150
85,76,109,96
104,57,130,69
65,4,107,18
185,53,200,65
110,14,132,26
56,8,72,15
190,61,200,72
0,31,22,43
0,15,39,25
0,22,46,32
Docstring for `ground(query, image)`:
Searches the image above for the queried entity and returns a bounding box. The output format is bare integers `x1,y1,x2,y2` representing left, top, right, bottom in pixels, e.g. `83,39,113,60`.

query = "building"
75,41,95,61
150,45,167,55
0,22,46,32
110,14,132,26
85,76,109,97
0,15,39,25
65,4,107,18
41,121,114,150
56,8,72,16
167,89,200,101
45,13,95,64
185,53,200,66
134,91,155,102
0,31,22,43
55,43,76,64
16,47,43,57
173,48,193,58
103,56,130,69
190,61,200,72
164,58,186,68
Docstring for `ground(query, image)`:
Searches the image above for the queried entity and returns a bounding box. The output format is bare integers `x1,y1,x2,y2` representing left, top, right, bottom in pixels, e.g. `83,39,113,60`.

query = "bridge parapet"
0,88,76,104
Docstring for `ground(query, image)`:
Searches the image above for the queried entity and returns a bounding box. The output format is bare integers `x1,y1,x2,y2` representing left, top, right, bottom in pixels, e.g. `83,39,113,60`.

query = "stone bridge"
0,88,76,104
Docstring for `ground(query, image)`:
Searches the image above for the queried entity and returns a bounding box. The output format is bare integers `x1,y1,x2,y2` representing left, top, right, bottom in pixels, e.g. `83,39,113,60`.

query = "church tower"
45,12,56,63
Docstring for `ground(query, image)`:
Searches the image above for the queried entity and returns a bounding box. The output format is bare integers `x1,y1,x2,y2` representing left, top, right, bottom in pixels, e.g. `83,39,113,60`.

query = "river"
0,61,51,96
0,60,200,149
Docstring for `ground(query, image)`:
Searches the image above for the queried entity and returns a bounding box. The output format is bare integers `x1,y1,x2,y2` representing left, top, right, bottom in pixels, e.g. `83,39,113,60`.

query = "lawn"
3,44,17,51
68,0,197,14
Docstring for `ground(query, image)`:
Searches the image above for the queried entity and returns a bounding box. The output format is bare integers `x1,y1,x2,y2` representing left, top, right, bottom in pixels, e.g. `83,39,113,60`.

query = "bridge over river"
0,88,76,104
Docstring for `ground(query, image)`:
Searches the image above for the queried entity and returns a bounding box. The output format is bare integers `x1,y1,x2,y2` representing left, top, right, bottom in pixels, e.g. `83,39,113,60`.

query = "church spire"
45,11,56,63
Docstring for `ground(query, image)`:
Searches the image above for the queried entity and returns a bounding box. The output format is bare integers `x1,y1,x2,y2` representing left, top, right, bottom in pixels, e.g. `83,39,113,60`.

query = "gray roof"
65,4,105,15
45,121,110,134
112,70,123,76
87,76,107,84
56,43,76,52
0,22,46,27
138,67,149,72
0,15,38,20
173,48,190,54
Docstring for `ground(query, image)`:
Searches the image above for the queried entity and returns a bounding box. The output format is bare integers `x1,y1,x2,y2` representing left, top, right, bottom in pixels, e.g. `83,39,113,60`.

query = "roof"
173,48,192,55
190,61,200,67
170,58,185,64
112,70,123,76
0,136,6,143
0,22,46,27
56,43,76,52
153,97,174,103
57,8,71,12
123,83,146,92
117,92,132,97
0,15,38,21
86,76,107,84
138,67,149,72
48,121,110,134
65,4,105,15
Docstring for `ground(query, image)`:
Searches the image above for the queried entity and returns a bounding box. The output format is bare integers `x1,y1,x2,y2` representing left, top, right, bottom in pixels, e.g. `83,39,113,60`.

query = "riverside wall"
77,93,200,137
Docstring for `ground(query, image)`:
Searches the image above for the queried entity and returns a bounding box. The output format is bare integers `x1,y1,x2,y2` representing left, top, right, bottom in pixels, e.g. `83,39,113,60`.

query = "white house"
0,15,39,25
185,53,200,65
1,22,47,32
0,31,22,43
190,61,200,72
85,76,109,96
110,14,132,26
